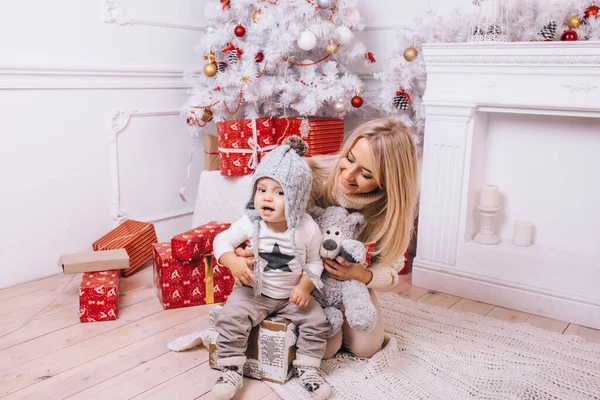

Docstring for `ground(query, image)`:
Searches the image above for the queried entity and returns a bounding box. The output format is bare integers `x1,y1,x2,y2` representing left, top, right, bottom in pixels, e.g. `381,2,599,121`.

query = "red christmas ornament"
584,2,599,19
234,24,246,37
351,95,363,108
364,52,376,63
255,52,264,63
560,29,579,41
220,0,230,11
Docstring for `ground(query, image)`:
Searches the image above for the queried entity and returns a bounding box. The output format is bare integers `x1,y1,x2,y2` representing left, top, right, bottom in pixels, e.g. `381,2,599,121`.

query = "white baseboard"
412,260,600,330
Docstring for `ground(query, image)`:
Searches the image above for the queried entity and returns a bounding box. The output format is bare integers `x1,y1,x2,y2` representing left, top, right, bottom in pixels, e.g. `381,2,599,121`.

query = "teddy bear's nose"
322,239,338,251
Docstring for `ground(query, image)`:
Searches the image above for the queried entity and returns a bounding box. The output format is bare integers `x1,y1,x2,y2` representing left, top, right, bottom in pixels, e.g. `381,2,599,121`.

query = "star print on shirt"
259,243,294,272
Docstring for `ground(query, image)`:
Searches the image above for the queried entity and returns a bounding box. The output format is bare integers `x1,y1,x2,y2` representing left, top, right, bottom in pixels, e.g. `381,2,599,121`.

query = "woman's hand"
323,256,373,284
234,240,255,269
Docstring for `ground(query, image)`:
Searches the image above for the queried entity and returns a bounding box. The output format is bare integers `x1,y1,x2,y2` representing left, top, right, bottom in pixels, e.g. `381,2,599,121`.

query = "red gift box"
92,220,158,277
217,118,277,176
273,118,344,157
79,270,119,323
171,221,231,262
153,243,234,310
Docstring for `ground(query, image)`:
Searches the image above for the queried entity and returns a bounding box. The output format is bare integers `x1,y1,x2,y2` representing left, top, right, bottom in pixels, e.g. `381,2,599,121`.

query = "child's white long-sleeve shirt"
213,213,323,299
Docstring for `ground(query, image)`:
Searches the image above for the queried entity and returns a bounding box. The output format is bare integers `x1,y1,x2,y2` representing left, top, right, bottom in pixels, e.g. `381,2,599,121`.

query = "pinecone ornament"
538,21,557,41
227,50,240,65
393,90,411,110
487,24,504,35
217,62,228,73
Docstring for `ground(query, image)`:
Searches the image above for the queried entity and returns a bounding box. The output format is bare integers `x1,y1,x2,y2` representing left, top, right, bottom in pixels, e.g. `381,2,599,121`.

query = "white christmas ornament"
335,26,354,45
297,30,317,51
334,101,345,113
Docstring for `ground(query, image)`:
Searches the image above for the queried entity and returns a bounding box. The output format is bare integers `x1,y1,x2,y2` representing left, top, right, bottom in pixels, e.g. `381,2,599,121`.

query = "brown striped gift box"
273,117,344,157
92,220,158,277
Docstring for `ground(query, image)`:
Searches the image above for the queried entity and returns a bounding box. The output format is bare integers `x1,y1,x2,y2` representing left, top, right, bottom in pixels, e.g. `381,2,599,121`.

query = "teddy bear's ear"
307,206,325,222
347,212,367,237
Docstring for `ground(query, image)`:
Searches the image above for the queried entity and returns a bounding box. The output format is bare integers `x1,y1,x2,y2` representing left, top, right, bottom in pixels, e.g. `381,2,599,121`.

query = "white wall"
0,0,206,289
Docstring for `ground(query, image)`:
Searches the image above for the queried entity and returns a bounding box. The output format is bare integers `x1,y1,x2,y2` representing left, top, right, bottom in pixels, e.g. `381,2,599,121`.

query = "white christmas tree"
185,0,373,131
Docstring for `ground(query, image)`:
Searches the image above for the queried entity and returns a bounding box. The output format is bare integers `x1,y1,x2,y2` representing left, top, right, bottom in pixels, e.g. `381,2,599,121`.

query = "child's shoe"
212,357,245,400
293,354,331,400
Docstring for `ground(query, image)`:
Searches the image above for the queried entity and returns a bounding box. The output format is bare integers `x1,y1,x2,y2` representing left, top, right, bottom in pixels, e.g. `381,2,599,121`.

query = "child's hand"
289,275,314,308
220,252,255,286
289,285,311,308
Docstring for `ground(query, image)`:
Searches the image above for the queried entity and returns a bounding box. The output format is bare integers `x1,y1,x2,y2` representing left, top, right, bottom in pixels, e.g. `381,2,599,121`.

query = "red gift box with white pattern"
153,243,234,310
171,221,231,262
79,270,119,323
273,118,344,157
217,118,277,177
213,262,235,303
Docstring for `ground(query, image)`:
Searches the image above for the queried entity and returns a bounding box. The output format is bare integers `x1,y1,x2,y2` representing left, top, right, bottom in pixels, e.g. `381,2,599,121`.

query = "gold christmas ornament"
567,15,582,28
403,46,418,62
203,51,216,61
203,62,217,77
326,41,338,55
252,9,262,23
241,75,250,83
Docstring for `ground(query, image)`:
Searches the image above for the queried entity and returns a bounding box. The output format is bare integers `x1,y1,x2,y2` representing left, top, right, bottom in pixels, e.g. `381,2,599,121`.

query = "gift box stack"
65,219,157,323
92,219,158,277
207,305,298,384
153,221,235,310
215,117,344,177
60,251,126,323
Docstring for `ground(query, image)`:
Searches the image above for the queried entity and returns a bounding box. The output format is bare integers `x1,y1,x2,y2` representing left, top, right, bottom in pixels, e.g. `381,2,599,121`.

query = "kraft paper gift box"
207,305,297,384
153,243,234,310
170,221,231,262
79,270,119,323
217,118,277,177
273,117,344,156
204,133,220,171
58,249,129,274
92,219,158,277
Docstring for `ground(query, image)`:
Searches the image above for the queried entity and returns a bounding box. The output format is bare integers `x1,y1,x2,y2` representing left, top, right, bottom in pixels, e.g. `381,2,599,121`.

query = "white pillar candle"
512,220,534,247
480,185,500,209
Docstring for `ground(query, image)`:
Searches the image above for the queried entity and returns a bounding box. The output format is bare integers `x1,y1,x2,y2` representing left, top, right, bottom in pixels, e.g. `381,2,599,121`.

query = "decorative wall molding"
107,108,193,226
562,80,598,93
103,0,205,31
363,25,403,32
0,66,191,90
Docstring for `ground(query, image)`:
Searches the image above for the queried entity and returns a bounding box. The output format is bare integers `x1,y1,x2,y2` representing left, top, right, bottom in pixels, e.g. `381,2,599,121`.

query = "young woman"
306,117,419,358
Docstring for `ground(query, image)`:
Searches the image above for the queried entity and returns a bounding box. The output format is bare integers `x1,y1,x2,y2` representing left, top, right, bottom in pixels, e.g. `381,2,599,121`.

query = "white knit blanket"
268,293,600,400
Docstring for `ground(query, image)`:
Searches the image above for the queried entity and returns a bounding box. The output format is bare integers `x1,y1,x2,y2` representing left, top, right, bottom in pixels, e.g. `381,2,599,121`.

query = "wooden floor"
1,265,600,400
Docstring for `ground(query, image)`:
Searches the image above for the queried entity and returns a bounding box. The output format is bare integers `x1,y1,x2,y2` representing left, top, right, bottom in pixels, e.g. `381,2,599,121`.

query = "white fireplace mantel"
413,42,600,329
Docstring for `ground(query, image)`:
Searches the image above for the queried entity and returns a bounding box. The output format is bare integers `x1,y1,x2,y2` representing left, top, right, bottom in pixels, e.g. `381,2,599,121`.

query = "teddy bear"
308,206,378,337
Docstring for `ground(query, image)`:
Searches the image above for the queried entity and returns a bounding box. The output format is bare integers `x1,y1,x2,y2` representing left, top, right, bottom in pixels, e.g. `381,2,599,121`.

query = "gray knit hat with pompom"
245,135,323,296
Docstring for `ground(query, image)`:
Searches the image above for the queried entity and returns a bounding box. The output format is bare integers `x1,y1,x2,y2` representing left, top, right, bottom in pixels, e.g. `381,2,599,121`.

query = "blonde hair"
307,118,418,265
